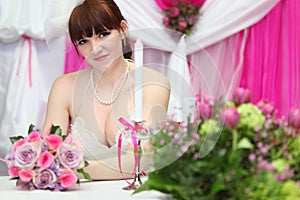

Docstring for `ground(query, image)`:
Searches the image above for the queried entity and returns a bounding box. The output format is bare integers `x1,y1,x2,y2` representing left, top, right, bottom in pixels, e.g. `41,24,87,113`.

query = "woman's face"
76,28,124,68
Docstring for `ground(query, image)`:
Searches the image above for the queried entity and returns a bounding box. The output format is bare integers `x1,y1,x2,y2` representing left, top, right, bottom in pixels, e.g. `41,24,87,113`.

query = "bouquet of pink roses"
1,124,90,191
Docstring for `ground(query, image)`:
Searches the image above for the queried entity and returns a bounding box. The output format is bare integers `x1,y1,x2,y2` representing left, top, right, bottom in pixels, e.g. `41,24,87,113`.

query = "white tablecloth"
0,176,169,200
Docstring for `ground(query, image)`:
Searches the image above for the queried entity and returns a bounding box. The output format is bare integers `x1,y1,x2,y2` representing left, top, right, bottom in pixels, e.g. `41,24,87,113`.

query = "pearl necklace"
90,60,130,105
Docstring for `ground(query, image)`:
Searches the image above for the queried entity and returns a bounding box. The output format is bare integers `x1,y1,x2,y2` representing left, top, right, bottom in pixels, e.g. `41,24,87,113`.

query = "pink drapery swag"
239,0,300,118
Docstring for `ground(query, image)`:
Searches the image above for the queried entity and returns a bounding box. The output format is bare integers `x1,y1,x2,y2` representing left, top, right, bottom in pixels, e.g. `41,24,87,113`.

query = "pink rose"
60,169,77,188
38,151,53,168
13,139,26,152
57,143,84,169
169,7,180,18
47,134,63,150
221,107,240,129
14,143,39,169
8,166,19,177
288,108,300,129
178,21,187,31
28,131,41,142
19,170,34,182
34,169,57,189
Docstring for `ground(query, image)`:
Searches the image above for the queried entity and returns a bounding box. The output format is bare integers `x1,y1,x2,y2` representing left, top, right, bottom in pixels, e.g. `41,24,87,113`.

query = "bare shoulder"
143,67,170,87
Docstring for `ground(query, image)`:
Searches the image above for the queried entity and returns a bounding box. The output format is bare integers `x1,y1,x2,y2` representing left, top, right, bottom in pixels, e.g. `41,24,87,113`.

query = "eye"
77,39,87,46
98,31,111,38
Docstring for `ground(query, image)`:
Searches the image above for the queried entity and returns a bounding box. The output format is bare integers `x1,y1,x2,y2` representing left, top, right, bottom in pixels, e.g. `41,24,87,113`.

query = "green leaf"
62,135,67,141
27,124,35,134
50,125,62,136
9,136,24,144
77,168,92,181
84,161,89,167
9,177,19,180
237,137,254,149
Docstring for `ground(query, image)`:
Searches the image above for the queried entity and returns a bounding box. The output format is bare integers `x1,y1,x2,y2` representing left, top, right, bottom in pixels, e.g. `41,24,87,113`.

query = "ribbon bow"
118,117,148,184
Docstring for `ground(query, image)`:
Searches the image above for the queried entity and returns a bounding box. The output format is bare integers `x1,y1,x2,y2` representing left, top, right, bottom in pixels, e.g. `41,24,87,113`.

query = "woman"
42,0,170,180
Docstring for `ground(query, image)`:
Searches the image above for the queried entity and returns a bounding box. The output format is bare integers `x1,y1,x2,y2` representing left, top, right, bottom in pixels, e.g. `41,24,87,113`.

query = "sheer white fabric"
0,0,279,174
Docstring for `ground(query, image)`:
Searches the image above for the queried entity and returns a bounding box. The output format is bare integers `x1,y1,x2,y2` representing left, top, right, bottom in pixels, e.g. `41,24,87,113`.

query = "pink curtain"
64,37,84,74
239,0,300,117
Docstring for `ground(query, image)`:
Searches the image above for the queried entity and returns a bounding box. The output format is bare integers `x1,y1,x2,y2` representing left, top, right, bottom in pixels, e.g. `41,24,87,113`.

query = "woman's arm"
42,75,73,135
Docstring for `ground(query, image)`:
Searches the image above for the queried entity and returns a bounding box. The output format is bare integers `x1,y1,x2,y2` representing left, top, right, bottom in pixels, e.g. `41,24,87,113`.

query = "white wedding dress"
70,69,131,161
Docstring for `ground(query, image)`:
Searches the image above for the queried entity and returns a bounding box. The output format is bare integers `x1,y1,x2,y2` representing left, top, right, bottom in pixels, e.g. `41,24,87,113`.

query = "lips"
93,54,108,62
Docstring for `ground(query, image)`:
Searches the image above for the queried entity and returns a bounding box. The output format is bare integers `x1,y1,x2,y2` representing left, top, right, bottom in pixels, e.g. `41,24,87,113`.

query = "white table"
0,176,169,200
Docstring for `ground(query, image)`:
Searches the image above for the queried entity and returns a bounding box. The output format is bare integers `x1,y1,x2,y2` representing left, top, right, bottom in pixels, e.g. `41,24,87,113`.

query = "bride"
42,0,170,180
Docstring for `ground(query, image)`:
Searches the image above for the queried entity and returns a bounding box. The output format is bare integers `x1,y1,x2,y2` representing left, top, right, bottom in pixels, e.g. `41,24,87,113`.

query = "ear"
120,20,129,38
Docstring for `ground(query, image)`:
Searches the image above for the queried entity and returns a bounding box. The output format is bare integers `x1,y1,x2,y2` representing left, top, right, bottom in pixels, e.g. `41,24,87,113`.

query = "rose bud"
288,108,300,129
198,102,212,120
221,107,240,129
232,88,252,106
178,21,187,31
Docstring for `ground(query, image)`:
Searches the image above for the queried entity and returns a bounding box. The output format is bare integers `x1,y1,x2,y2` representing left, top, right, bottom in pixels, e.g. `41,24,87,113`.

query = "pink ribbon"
16,34,33,87
118,117,148,185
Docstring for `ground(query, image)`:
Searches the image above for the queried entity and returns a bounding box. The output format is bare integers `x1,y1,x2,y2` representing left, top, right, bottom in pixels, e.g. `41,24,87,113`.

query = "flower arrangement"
135,88,300,199
1,125,90,191
156,0,205,35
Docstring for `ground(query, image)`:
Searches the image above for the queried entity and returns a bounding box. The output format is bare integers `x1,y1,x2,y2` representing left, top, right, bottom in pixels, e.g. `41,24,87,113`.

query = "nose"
90,39,102,55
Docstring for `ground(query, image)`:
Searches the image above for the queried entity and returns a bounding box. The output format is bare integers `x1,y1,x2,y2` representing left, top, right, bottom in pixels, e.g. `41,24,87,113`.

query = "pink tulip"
38,151,54,168
257,99,275,116
198,102,212,120
221,107,240,129
288,108,300,129
178,21,188,31
232,88,252,106
19,170,34,182
60,169,77,188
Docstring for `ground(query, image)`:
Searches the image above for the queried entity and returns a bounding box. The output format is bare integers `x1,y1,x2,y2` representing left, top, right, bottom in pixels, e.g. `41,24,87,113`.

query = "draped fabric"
0,0,280,175
239,0,300,117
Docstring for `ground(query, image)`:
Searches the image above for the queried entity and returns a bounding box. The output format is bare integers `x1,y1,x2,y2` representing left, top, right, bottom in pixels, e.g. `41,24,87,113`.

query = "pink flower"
163,17,170,26
169,7,180,18
190,0,206,6
198,102,212,120
57,143,84,169
288,108,300,129
8,166,19,177
13,139,26,152
38,151,53,168
14,143,40,169
47,134,63,150
257,99,275,116
34,169,57,189
60,169,77,188
221,107,240,129
232,87,252,106
155,0,177,9
178,21,187,31
27,131,41,142
19,170,34,182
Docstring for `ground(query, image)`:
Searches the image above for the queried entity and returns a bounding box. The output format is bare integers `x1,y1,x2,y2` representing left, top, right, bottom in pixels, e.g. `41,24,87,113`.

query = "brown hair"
69,0,132,58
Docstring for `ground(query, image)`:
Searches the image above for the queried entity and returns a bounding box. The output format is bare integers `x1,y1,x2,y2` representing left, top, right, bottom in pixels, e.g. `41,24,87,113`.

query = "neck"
92,58,128,86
